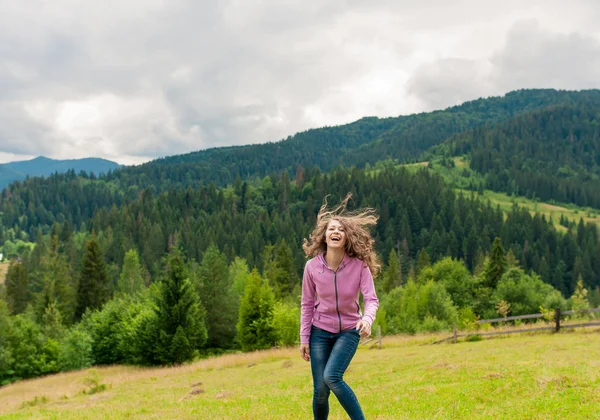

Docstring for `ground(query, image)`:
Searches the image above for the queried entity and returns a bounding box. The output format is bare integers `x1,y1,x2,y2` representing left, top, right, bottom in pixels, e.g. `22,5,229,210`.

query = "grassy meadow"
464,189,600,231
401,157,600,231
1,328,599,419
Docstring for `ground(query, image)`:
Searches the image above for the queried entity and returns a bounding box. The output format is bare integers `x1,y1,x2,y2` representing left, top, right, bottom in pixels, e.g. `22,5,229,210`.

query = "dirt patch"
483,372,504,379
215,391,233,399
429,362,457,370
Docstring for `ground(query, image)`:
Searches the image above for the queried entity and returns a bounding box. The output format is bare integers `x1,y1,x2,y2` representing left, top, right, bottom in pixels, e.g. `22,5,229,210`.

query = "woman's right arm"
300,261,315,347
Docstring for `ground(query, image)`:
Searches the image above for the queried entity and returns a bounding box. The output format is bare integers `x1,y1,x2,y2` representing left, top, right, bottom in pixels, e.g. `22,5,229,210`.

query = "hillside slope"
429,104,600,207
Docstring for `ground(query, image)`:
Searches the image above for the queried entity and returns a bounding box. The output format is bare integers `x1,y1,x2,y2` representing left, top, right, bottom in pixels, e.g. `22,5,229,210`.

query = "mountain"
0,156,121,190
2,89,600,237
104,89,600,190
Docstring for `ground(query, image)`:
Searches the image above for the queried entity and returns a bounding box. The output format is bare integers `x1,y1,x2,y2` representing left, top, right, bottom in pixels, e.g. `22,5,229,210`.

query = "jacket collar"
318,252,350,272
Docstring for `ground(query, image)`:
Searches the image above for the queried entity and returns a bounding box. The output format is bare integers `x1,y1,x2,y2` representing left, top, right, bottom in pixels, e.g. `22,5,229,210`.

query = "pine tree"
75,235,110,320
415,248,431,276
118,249,145,295
382,249,401,293
197,245,236,348
37,235,76,324
153,248,207,364
273,239,299,298
5,262,29,315
237,269,276,351
483,237,506,289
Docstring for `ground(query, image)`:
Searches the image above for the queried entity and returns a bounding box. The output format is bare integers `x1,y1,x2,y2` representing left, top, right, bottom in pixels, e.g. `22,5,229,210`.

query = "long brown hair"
303,194,381,277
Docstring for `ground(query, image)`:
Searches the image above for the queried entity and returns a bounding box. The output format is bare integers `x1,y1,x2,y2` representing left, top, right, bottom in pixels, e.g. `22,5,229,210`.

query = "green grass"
1,329,599,419
400,157,600,231
463,189,600,230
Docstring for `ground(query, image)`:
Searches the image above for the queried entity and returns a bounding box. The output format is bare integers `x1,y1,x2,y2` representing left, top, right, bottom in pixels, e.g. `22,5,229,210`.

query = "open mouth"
330,237,341,242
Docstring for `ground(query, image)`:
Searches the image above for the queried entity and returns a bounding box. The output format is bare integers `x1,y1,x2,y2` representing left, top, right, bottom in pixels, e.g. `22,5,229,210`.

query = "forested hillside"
1,90,600,386
431,104,600,207
4,89,600,237
103,88,600,188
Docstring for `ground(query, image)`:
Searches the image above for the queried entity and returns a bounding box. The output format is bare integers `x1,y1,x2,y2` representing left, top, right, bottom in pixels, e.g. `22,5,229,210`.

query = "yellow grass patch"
403,161,429,167
452,157,467,167
0,262,9,285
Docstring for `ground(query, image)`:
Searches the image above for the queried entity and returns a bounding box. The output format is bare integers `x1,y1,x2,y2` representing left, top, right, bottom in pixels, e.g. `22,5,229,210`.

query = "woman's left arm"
357,264,379,336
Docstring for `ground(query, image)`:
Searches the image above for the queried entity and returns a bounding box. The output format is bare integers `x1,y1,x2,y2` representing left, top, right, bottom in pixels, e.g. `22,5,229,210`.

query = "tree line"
1,164,599,384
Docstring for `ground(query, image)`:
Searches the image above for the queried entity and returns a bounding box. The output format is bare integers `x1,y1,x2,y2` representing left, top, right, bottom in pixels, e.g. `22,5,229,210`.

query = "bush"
493,267,564,317
58,327,93,371
418,257,476,308
2,310,60,382
421,315,447,332
457,307,478,330
237,270,276,351
380,280,458,334
272,301,300,346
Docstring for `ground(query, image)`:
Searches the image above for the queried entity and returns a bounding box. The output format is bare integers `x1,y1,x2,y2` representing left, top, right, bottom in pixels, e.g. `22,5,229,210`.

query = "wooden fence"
433,307,600,344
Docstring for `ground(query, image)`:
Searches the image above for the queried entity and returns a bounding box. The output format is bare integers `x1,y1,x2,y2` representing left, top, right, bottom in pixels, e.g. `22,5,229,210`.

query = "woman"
300,195,380,420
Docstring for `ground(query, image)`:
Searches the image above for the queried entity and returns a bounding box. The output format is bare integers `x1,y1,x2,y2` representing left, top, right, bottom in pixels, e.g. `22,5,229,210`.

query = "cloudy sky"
1,0,600,165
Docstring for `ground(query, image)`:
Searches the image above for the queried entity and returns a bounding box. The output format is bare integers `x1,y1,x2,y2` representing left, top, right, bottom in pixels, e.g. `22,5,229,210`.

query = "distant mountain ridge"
0,156,121,190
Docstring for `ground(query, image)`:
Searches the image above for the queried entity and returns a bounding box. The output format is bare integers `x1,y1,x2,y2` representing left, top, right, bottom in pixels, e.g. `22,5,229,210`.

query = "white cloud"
0,0,600,164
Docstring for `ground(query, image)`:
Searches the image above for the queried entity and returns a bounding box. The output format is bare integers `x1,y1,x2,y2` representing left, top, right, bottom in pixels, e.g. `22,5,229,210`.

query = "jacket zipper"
334,271,342,332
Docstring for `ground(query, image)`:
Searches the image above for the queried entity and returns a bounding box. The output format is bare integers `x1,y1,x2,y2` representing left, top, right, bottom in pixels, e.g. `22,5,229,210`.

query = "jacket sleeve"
300,261,316,344
360,264,379,326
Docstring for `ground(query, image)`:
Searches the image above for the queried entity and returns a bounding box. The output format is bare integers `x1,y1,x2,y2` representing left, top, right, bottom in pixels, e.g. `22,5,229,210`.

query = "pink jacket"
300,253,379,344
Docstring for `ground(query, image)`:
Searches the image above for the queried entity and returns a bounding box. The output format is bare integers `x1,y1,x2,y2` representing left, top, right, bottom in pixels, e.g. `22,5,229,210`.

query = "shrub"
58,327,93,371
272,301,300,346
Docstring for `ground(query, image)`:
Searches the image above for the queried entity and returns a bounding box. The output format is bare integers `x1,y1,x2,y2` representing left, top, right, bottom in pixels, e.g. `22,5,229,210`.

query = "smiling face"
325,219,347,250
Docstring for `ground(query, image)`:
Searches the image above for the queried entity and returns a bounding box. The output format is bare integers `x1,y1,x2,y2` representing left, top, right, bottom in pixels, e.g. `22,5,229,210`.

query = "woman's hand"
355,320,371,338
300,344,310,362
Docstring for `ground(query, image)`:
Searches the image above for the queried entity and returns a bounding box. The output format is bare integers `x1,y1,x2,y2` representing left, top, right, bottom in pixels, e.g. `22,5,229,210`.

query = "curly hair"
303,194,381,277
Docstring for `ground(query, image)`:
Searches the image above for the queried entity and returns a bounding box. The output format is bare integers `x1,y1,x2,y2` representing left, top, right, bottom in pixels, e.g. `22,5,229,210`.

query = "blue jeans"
310,325,365,420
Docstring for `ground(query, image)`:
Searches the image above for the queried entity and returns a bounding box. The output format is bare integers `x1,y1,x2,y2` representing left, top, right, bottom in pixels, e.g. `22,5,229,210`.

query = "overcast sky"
1,0,600,165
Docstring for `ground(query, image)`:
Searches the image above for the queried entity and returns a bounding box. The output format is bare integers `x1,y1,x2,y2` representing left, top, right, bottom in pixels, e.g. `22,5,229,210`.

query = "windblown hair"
303,194,381,277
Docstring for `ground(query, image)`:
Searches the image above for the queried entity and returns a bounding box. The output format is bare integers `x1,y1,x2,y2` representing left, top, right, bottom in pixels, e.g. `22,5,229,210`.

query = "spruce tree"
230,257,251,299
382,249,401,294
198,245,236,348
273,239,299,298
415,248,431,277
153,248,207,364
75,235,110,320
237,269,276,351
37,235,76,324
484,237,506,289
118,249,144,295
5,262,29,315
